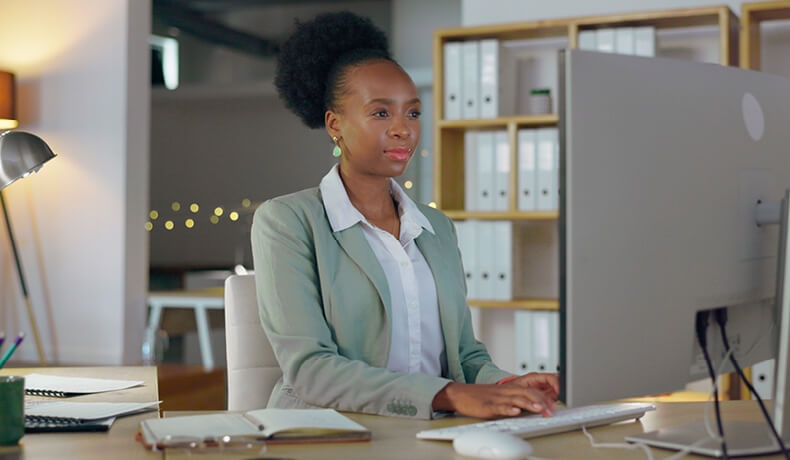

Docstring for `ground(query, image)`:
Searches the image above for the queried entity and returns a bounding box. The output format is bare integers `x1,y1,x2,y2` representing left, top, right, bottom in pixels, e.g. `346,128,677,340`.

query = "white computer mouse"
452,430,534,459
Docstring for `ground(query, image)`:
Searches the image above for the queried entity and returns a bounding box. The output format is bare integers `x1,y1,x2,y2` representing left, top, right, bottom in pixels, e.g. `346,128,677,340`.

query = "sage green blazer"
251,187,511,419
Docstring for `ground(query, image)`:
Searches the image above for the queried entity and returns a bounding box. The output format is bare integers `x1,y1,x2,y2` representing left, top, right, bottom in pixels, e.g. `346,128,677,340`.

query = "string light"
164,220,174,230
428,202,437,208
185,218,195,229
404,180,413,189
190,203,199,213
242,199,251,208
145,222,153,231
229,212,239,222
149,210,159,220
171,202,181,212
210,215,219,224
214,207,224,217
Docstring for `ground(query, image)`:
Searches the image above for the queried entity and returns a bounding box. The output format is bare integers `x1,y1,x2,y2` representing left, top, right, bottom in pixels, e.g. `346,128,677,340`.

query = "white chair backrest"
224,273,282,411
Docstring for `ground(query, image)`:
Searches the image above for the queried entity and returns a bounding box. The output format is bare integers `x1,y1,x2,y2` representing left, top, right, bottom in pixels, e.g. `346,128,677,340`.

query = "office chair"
224,273,282,411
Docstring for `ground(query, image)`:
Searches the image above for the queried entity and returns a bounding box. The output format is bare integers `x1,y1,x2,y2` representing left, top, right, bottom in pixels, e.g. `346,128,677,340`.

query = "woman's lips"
384,148,411,161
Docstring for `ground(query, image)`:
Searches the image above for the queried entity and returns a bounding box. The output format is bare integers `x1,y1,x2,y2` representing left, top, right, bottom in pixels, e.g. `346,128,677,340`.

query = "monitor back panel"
559,49,790,406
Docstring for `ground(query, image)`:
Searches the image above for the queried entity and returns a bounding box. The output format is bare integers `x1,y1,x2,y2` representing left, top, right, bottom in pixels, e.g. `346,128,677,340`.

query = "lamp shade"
0,131,56,191
0,71,17,130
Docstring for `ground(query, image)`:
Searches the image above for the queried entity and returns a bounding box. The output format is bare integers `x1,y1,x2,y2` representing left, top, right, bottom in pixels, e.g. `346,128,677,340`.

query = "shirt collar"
319,164,435,236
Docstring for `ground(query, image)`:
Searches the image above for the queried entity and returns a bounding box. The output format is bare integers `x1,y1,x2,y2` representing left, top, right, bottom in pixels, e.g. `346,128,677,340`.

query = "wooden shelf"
442,210,558,220
468,299,559,310
438,114,559,130
741,1,790,71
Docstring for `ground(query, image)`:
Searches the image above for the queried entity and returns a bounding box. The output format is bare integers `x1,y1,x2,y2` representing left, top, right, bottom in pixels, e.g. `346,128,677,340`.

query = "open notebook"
139,409,371,448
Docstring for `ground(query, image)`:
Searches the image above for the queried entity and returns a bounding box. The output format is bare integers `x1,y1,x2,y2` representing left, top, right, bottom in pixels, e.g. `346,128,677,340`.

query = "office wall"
0,0,150,364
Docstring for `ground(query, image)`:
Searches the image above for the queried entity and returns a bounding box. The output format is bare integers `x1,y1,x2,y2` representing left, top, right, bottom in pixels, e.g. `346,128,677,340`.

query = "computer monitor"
558,49,790,456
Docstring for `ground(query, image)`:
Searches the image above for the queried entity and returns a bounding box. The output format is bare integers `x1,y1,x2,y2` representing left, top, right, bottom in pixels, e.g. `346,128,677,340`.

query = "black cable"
714,309,790,459
696,311,729,459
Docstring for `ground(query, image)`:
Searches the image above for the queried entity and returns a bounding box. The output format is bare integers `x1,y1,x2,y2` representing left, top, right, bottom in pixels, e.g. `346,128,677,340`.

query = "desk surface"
165,400,788,460
0,366,161,459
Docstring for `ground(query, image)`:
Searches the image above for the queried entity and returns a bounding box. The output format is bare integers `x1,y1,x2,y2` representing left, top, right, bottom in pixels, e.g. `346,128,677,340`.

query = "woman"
252,11,559,420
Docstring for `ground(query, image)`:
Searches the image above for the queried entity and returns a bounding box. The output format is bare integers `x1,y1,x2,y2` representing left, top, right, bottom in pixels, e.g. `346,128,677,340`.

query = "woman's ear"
325,109,341,140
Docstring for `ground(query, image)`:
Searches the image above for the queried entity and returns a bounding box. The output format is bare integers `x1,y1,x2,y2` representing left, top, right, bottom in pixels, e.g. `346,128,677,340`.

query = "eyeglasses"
153,434,267,455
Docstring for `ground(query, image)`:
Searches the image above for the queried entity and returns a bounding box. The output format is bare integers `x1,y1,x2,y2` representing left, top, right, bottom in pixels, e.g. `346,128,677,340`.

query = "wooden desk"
0,366,161,459
164,401,788,459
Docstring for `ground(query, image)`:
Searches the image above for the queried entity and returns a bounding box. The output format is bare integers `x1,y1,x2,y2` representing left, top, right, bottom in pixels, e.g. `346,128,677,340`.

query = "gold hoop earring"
332,136,342,158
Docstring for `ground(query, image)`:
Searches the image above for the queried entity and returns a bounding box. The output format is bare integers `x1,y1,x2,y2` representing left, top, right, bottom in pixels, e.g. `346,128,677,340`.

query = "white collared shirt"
320,165,444,377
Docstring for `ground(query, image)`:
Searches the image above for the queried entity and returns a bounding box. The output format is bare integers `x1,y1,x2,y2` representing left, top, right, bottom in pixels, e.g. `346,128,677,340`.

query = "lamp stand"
0,190,46,365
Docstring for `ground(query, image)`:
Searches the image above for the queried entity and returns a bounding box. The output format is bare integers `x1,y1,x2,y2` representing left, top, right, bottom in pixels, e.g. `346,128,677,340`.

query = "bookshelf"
432,6,739,313
741,0,790,71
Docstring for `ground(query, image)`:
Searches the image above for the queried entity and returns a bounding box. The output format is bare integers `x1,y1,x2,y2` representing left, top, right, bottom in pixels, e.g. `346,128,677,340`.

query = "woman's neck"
338,166,398,222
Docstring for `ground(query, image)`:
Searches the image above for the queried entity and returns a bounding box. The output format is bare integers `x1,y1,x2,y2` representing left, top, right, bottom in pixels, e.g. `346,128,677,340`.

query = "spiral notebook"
25,401,160,433
23,374,144,397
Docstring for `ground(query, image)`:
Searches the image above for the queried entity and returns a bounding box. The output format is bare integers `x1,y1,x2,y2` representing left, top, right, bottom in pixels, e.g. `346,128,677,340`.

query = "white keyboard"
416,403,655,441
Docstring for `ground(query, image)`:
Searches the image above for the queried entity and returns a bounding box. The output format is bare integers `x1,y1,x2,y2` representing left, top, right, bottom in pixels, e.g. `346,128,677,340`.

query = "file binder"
464,131,478,211
596,28,615,53
615,27,635,55
443,42,463,120
548,311,559,373
492,221,512,301
517,129,537,211
634,26,656,57
514,311,534,373
532,311,552,372
536,128,558,210
454,219,479,299
476,222,495,300
461,40,480,119
493,130,511,211
479,39,515,119
578,30,597,50
476,131,496,211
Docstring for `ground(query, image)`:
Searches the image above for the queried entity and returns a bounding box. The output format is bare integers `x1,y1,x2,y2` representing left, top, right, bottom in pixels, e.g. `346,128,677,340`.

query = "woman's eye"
373,110,389,118
409,111,422,119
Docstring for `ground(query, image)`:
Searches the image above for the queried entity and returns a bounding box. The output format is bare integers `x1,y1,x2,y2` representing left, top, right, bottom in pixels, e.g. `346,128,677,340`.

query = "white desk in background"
146,289,224,369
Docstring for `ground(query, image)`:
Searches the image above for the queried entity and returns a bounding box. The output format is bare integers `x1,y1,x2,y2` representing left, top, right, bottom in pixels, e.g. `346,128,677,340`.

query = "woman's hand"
431,373,559,419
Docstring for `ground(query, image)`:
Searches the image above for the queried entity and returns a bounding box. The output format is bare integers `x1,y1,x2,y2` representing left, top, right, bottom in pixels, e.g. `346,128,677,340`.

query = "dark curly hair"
275,11,395,129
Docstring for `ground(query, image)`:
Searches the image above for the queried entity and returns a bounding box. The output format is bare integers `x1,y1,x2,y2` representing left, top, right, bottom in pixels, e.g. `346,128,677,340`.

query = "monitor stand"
626,189,790,458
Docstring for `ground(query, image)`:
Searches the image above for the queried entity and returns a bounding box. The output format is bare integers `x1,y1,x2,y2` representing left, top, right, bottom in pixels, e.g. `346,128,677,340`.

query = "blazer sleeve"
251,199,451,419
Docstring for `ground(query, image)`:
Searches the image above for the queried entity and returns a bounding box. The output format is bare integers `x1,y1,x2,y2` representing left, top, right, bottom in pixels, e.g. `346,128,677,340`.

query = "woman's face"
326,60,421,180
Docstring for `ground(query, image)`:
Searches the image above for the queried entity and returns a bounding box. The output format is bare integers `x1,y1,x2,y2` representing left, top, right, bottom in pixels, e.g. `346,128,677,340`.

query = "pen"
0,333,24,369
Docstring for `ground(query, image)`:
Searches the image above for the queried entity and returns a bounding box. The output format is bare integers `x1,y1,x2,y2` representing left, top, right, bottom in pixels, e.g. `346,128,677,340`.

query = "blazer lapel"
416,230,464,381
332,225,393,321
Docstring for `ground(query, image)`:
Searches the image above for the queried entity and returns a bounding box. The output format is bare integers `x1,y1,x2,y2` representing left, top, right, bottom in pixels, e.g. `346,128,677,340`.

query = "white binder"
443,42,463,120
578,30,597,50
634,26,656,57
476,131,496,211
536,128,558,210
479,39,515,119
751,359,775,400
493,130,511,211
615,27,635,55
596,28,615,53
517,129,537,211
532,311,552,372
514,311,534,374
454,219,479,300
461,40,480,119
493,221,512,301
476,221,495,300
464,131,478,211
548,311,559,373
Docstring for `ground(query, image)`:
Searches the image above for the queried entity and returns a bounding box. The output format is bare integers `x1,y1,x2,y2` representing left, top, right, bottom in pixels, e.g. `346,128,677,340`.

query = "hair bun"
275,11,390,128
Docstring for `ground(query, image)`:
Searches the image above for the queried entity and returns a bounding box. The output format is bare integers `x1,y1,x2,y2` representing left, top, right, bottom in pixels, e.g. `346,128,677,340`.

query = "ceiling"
152,0,389,57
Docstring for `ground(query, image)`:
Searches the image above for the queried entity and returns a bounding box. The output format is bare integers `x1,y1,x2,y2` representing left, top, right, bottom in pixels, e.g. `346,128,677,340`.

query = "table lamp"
0,130,57,364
